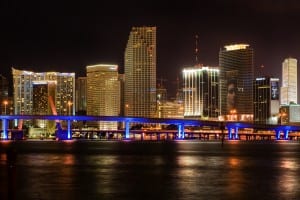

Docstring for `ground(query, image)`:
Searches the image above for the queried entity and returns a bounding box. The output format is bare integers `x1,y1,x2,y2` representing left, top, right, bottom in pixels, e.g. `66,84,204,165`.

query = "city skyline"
2,1,300,97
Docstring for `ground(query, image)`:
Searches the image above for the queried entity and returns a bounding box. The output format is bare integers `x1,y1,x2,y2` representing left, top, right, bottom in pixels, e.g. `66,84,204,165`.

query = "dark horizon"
2,1,300,98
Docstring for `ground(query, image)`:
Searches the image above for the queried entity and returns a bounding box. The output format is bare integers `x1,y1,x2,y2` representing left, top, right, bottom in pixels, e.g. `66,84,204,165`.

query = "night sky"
1,0,300,98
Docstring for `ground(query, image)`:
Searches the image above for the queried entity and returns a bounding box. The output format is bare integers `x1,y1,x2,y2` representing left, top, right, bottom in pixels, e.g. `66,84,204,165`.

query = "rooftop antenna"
195,34,200,65
260,64,264,77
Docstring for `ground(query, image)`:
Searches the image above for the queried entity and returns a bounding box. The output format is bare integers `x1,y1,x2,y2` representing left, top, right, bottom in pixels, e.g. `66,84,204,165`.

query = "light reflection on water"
0,141,300,200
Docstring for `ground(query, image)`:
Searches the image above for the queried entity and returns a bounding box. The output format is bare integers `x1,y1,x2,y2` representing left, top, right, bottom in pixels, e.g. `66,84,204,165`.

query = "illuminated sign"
271,80,279,100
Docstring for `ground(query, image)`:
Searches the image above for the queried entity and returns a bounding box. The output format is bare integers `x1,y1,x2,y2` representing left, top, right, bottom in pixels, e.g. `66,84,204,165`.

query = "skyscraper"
86,64,120,130
253,77,280,124
12,68,75,126
182,66,220,119
280,57,297,105
124,26,157,118
219,44,254,121
75,77,87,114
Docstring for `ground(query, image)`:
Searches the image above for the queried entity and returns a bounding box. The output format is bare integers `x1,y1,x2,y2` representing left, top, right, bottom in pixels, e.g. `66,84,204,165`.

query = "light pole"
67,101,72,115
3,100,8,115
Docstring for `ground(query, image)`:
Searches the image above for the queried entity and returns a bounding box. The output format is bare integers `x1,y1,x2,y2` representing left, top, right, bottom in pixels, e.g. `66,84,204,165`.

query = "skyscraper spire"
195,34,199,65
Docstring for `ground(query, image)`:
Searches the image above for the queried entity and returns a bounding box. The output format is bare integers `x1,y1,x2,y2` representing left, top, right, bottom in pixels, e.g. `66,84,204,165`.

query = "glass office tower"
219,44,254,121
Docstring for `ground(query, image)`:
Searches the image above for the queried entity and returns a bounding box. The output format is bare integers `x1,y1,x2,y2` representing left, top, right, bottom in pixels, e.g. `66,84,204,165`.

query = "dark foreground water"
0,140,300,200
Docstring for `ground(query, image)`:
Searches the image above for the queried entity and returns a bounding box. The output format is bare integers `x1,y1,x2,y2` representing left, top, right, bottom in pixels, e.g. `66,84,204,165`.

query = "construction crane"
157,77,168,88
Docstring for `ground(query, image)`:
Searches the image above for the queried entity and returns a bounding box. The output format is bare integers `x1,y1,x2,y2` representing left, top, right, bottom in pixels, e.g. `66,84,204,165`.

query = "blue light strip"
181,123,185,139
284,130,289,140
178,124,182,139
228,127,232,140
235,127,239,139
67,120,71,139
125,121,130,139
2,119,7,140
275,130,280,140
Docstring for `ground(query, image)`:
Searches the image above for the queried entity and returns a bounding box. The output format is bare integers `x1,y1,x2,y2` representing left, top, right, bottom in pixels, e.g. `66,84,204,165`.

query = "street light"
67,101,73,115
3,100,8,115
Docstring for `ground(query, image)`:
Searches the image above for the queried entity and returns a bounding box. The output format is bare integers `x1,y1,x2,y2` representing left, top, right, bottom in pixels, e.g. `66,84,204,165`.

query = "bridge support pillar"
67,120,71,140
284,130,289,140
275,130,281,140
228,127,232,140
235,127,239,140
125,121,130,139
2,119,7,140
178,124,184,139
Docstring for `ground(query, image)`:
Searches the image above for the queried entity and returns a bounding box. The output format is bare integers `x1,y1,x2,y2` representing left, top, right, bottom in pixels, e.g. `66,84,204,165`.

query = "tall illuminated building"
86,64,120,130
253,77,280,124
12,68,75,126
75,77,87,114
124,26,157,118
182,66,220,119
219,44,254,121
280,57,297,105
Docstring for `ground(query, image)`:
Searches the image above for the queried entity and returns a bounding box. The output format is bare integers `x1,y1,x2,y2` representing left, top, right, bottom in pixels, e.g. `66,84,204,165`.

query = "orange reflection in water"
228,157,240,168
225,157,244,197
63,154,75,165
0,153,7,165
277,159,299,197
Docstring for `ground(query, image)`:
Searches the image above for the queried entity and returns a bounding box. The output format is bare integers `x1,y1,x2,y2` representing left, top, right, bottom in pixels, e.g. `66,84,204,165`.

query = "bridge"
1,115,300,141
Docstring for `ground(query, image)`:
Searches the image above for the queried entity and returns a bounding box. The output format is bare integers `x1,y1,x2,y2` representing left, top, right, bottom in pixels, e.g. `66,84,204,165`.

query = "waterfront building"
118,74,125,116
280,57,297,105
182,66,220,120
253,77,280,124
75,77,87,114
219,44,254,121
86,64,120,130
0,74,9,114
12,67,75,127
124,26,157,118
158,100,184,119
280,104,300,125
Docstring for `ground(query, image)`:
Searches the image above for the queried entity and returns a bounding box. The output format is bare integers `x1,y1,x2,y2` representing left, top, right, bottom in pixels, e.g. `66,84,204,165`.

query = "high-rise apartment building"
124,26,157,118
281,57,297,105
253,77,280,124
182,66,220,119
12,68,75,126
86,64,120,130
219,44,254,121
75,77,87,114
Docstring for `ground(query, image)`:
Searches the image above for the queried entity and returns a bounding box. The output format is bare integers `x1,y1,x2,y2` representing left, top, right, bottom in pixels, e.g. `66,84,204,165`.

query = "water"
1,140,300,200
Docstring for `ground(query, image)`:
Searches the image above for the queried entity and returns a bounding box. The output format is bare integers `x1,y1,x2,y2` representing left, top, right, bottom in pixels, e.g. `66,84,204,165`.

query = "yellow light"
224,44,249,51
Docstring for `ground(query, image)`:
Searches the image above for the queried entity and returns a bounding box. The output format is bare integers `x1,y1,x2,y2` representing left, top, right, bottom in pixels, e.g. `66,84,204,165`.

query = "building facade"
253,77,280,124
86,64,120,130
280,104,300,125
12,68,75,127
281,57,297,105
219,44,254,121
158,100,184,119
124,26,157,118
182,66,220,120
75,77,87,114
